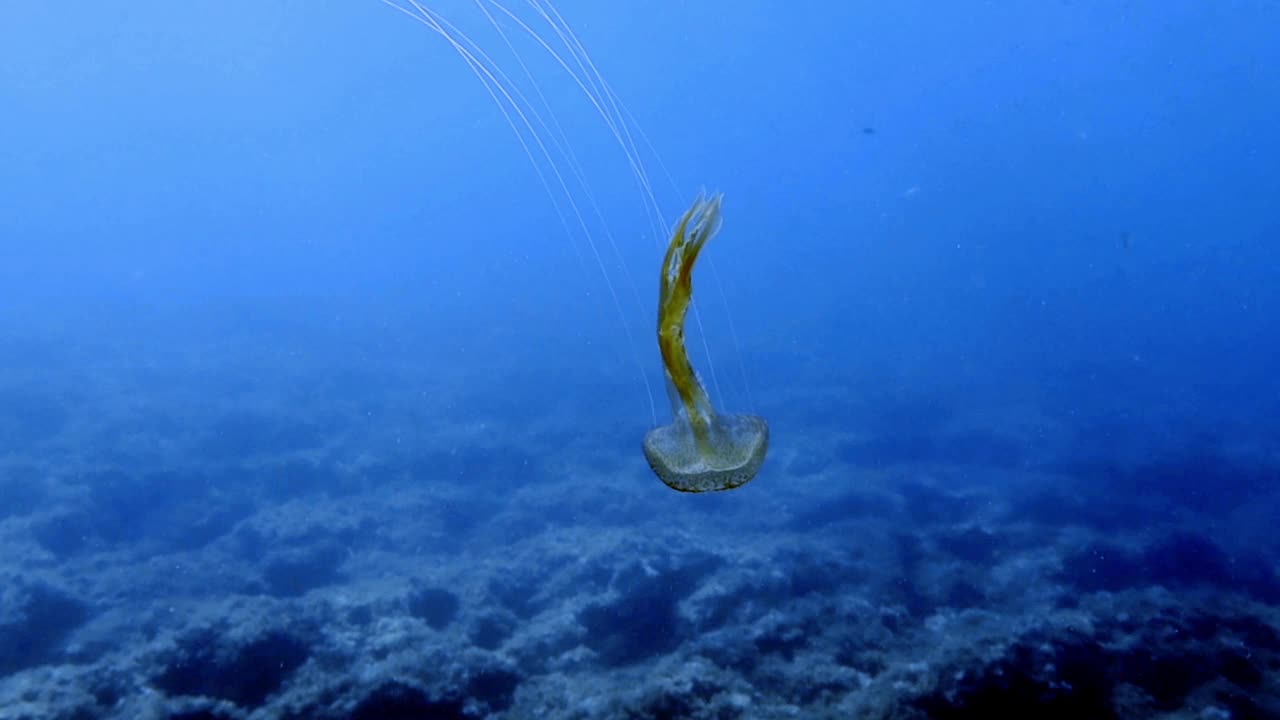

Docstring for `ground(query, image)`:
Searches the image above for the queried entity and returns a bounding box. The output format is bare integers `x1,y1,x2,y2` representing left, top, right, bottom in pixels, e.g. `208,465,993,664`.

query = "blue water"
2,2,1278,718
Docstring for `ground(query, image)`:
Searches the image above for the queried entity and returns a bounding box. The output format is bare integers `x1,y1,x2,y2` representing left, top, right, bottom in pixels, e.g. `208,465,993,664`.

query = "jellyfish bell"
644,411,769,493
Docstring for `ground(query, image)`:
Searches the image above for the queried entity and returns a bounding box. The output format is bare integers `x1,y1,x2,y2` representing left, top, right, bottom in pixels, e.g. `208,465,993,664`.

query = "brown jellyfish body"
643,193,768,492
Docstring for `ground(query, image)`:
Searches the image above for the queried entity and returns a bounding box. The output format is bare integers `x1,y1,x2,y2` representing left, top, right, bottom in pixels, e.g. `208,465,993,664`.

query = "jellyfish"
643,193,768,492
386,2,767,489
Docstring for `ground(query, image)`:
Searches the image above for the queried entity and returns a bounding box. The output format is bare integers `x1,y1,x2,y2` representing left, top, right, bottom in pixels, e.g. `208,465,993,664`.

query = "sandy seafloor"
1,301,1277,720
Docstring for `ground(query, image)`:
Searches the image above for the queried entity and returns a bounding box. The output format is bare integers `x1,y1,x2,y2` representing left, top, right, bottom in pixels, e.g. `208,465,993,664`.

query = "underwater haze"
2,1,1279,718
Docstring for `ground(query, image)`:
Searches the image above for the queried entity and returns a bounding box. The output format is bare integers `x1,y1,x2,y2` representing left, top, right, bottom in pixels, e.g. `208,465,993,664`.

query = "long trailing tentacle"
509,0,730,407
472,0,652,390
383,0,658,424
382,0,758,420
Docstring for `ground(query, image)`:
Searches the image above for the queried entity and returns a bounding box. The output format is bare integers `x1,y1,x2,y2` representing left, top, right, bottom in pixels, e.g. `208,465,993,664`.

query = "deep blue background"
3,0,1278,463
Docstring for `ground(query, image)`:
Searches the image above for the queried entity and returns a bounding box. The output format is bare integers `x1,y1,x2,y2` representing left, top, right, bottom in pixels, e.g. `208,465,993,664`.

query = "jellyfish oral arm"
657,194,720,451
